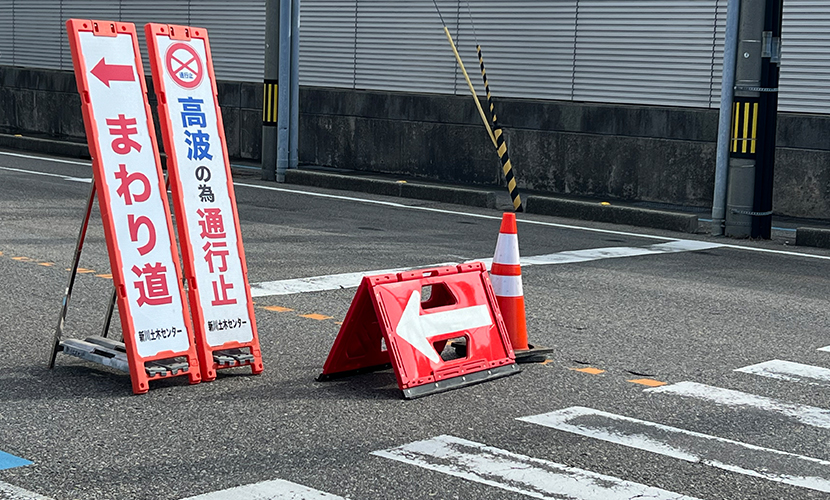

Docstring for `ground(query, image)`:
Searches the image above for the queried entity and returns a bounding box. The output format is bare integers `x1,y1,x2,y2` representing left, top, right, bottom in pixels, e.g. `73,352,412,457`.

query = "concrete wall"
0,66,263,161
2,66,829,219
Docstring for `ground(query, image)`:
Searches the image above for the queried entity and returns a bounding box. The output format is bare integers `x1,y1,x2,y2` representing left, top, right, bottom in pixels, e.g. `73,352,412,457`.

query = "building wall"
2,1,830,219
3,65,830,219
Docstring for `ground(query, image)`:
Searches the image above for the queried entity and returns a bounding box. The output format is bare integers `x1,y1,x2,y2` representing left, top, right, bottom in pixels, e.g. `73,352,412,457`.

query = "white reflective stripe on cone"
490,274,523,297
493,233,520,265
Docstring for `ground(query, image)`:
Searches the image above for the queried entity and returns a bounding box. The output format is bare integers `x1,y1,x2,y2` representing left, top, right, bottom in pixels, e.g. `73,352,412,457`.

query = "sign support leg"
48,181,96,369
100,287,117,339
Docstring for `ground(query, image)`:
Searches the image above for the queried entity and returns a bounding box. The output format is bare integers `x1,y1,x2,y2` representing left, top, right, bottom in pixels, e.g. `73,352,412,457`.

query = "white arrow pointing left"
395,290,493,363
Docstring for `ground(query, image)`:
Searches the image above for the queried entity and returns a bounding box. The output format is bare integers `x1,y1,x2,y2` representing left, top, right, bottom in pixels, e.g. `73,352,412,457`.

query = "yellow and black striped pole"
477,45,522,212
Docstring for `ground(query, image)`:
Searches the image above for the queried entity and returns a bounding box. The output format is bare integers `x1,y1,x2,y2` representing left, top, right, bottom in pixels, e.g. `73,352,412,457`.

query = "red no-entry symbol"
165,43,204,89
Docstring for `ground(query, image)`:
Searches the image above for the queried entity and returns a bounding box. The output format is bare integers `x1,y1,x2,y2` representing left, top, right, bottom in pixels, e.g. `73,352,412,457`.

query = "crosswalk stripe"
519,406,830,493
249,263,457,297
178,479,344,500
250,241,723,297
735,359,830,387
371,434,701,500
647,381,830,429
0,481,53,500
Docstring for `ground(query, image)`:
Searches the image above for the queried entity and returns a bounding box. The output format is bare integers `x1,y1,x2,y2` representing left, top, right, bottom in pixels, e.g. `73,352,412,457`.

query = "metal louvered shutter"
354,0,459,94
189,0,266,82
708,0,727,108
778,0,830,114
573,0,720,107
60,0,121,70
0,2,12,67
14,0,63,70
120,0,190,77
455,0,577,101
299,0,357,88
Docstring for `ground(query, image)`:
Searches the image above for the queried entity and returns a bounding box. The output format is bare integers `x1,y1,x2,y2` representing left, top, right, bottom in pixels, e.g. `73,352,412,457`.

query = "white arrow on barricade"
395,291,493,363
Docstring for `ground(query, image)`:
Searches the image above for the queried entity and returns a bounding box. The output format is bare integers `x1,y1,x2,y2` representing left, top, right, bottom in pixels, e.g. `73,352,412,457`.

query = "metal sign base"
48,180,194,384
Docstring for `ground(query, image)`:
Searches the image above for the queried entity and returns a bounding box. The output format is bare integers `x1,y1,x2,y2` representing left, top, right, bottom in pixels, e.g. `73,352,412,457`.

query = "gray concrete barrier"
525,195,699,233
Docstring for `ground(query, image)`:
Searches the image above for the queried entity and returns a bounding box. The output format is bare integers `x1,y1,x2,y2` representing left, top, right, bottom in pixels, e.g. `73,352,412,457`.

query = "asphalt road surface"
2,149,830,500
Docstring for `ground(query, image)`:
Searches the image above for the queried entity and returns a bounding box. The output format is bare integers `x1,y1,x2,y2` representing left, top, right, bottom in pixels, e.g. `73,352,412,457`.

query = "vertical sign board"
66,19,201,394
145,24,262,381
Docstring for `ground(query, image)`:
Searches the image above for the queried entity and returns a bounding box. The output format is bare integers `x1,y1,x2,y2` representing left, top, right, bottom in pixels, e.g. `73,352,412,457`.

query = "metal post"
711,0,741,236
289,0,300,170
100,288,117,339
261,0,280,181
276,0,292,182
724,0,765,237
48,182,96,368
751,0,783,239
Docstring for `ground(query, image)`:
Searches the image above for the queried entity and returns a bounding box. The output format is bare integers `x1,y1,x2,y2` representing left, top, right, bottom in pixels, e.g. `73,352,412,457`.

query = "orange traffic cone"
490,212,552,363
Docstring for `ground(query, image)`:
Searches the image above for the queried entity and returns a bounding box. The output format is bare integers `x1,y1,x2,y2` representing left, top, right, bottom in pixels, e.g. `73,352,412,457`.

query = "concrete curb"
525,195,699,233
795,227,830,249
0,133,90,159
285,169,497,209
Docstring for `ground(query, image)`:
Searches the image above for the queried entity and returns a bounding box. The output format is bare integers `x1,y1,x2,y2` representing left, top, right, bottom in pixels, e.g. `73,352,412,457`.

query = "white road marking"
0,481,53,500
818,345,830,353
0,150,91,166
178,479,344,500
0,165,91,183
4,159,830,262
250,241,723,297
735,359,830,387
647,381,830,429
371,434,701,500
519,406,830,493
250,263,456,297
234,181,677,242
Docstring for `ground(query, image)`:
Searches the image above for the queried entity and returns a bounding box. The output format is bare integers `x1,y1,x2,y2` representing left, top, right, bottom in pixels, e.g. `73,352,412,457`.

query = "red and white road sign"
319,263,519,398
66,19,200,394
165,42,204,89
145,23,261,381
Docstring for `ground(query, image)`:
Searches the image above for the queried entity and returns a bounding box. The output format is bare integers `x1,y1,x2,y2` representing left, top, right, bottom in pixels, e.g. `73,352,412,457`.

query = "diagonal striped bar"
520,406,830,493
477,44,522,212
372,434,701,500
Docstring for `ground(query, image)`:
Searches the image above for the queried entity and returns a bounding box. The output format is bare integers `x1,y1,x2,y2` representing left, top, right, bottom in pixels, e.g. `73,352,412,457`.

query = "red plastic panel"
320,264,515,398
65,19,200,394
144,23,262,381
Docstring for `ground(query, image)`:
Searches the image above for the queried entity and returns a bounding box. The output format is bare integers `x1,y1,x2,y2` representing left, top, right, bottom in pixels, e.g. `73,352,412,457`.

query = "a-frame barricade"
318,263,519,398
48,19,201,394
144,23,263,381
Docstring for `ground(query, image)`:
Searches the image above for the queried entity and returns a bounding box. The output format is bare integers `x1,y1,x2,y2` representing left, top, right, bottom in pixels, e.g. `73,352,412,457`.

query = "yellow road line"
628,378,667,387
263,305,293,313
570,366,606,375
300,313,334,321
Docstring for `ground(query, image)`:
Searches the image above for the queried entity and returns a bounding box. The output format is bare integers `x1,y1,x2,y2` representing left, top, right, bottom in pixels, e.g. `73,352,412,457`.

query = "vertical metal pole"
725,0,765,237
277,0,292,182
100,288,117,339
751,0,783,239
711,0,741,236
261,0,280,181
289,0,300,170
48,182,96,368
